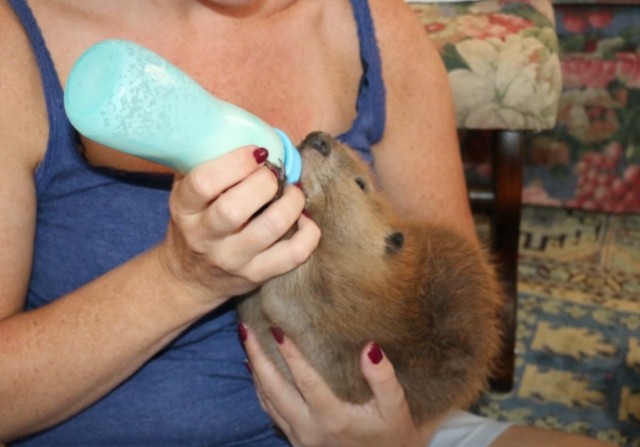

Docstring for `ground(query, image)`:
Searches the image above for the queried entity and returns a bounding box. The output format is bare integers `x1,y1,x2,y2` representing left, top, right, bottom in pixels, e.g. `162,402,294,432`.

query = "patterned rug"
473,206,640,447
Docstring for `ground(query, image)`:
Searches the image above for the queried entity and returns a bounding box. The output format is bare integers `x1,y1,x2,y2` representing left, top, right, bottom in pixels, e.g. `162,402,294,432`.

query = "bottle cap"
275,129,302,184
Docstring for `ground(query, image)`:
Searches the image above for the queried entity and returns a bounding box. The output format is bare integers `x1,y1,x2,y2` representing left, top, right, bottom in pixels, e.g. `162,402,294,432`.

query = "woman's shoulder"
366,0,452,132
368,1,429,46
367,0,443,78
363,1,473,235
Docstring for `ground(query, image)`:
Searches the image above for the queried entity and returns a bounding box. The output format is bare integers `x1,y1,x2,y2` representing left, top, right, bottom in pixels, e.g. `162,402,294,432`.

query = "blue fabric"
7,0,385,445
337,0,387,165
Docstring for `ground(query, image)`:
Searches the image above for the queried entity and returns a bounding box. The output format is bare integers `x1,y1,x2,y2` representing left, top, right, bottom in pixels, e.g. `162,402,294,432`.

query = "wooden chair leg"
488,130,523,392
465,129,523,392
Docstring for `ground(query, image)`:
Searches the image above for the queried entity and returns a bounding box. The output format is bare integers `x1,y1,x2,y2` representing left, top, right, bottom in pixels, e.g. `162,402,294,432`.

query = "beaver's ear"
385,232,404,255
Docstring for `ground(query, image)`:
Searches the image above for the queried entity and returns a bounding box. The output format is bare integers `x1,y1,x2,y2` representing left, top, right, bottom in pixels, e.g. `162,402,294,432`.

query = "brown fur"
237,132,503,425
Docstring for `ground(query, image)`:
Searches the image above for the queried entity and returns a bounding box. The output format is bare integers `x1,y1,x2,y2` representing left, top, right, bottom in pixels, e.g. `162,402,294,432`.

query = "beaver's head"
260,131,412,333
297,132,407,277
257,131,425,342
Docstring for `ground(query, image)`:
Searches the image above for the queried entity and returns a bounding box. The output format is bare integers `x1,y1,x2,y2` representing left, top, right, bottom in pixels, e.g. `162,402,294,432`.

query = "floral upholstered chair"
406,0,563,392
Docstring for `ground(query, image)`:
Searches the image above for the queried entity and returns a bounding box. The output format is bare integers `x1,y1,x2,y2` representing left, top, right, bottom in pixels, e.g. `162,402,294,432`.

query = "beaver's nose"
300,131,332,156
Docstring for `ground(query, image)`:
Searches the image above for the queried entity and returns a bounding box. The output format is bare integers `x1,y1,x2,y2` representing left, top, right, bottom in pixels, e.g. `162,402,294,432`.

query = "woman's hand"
158,146,320,308
241,324,441,447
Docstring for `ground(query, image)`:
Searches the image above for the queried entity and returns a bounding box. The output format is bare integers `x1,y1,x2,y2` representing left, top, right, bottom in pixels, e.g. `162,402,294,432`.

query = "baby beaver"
237,131,503,425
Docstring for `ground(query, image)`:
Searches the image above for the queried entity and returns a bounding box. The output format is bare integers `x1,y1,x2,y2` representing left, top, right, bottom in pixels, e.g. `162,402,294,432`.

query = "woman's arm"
370,0,477,244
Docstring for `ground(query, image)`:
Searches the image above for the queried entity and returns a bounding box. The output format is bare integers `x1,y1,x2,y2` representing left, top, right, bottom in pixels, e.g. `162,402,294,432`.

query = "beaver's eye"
385,232,404,255
355,177,367,191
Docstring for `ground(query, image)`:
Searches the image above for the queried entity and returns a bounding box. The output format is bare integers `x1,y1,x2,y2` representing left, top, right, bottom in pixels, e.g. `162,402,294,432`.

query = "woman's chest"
32,1,363,171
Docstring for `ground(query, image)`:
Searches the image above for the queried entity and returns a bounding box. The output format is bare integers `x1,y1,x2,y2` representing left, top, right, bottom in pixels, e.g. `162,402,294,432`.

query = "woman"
0,0,614,445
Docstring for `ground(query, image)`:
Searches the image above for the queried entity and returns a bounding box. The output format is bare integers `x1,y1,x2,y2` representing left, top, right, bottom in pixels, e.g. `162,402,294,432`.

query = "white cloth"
429,411,513,447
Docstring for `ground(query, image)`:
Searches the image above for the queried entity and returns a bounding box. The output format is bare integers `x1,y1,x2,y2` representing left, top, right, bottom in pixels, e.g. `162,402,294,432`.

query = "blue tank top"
8,0,386,445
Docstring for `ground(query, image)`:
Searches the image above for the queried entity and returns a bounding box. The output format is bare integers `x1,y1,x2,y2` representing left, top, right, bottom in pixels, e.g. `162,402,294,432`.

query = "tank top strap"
8,0,77,189
337,0,387,165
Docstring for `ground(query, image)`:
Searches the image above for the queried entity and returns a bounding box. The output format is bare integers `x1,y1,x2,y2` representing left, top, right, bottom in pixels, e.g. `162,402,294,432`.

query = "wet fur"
237,132,503,425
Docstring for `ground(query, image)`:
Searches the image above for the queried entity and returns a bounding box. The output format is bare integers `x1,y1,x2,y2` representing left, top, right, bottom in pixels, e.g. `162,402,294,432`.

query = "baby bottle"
64,39,302,183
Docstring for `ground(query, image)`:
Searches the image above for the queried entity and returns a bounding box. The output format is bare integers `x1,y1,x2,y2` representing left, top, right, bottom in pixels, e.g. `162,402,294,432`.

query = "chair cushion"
407,0,562,130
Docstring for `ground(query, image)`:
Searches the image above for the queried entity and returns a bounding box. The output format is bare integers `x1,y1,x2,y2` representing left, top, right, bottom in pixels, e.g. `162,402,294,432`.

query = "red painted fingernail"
253,147,269,164
367,343,384,365
244,359,252,373
238,322,248,342
270,326,285,344
294,182,304,191
302,209,312,219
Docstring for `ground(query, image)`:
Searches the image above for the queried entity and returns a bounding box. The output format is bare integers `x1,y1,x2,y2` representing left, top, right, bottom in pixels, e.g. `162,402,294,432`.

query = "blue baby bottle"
64,39,302,183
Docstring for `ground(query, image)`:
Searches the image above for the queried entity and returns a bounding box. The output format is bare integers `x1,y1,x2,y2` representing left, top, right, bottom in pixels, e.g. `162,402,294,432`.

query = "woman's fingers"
161,143,320,302
244,184,306,248
198,166,280,235
254,379,292,436
171,146,266,216
270,330,338,415
359,342,407,421
199,183,317,283
242,212,320,282
242,324,308,429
